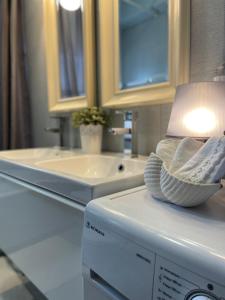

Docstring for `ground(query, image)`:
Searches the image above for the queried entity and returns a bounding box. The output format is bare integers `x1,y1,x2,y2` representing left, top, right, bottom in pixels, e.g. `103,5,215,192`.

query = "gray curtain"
0,0,32,150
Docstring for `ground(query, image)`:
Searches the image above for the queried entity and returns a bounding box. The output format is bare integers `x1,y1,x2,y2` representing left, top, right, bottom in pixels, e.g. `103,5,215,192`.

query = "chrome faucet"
45,116,66,147
109,110,138,158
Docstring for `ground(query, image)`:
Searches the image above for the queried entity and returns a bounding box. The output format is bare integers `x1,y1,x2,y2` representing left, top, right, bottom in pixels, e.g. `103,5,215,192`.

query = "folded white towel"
175,137,225,183
169,137,203,173
156,138,180,168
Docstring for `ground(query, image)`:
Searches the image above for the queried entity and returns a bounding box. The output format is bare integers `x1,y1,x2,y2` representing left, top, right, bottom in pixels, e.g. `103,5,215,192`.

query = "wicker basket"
144,153,167,201
160,165,222,207
144,153,222,207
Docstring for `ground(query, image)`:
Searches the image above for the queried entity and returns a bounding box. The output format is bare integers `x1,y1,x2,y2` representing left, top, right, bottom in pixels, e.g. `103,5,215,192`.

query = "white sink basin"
0,149,147,204
36,155,145,180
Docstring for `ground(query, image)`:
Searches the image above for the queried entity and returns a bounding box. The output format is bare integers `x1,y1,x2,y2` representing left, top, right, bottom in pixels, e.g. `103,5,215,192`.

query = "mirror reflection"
57,0,85,98
119,0,168,90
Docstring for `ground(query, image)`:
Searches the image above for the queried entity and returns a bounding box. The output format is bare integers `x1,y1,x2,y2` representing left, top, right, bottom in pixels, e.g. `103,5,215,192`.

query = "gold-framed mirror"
43,0,95,113
98,0,190,108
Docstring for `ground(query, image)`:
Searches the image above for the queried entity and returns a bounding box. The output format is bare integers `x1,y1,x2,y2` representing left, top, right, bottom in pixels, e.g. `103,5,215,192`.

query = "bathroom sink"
0,150,147,204
36,155,145,180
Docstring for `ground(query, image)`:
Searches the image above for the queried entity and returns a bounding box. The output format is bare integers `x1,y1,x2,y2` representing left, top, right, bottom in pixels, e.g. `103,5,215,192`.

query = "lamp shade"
167,82,225,138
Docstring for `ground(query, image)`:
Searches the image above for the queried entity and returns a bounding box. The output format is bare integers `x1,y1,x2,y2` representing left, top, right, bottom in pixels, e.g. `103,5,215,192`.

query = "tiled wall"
190,0,225,81
25,0,225,154
101,103,172,155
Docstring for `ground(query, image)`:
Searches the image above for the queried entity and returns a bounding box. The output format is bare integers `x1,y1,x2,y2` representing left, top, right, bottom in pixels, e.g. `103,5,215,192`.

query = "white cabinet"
0,174,84,299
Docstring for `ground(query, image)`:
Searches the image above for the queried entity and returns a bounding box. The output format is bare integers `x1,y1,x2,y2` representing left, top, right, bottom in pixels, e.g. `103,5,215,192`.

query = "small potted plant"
72,107,108,154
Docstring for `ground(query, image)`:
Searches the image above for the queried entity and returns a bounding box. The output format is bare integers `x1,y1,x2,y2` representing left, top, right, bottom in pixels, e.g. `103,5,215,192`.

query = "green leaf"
72,107,109,128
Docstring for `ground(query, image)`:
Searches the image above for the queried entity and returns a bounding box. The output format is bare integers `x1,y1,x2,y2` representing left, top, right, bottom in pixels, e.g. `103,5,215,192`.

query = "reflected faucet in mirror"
109,111,138,158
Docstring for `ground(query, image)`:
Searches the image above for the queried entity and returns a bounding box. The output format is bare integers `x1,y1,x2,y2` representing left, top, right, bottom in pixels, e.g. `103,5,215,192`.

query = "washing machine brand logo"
86,221,105,237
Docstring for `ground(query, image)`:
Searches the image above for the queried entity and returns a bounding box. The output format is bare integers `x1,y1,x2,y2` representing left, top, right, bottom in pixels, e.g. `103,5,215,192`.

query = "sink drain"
118,164,125,172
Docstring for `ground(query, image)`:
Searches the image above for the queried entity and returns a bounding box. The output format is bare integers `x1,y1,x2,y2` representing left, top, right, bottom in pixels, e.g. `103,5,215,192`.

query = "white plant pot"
80,124,103,154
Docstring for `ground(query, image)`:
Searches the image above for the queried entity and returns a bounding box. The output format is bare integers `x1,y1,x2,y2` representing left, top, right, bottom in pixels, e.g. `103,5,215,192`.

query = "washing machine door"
190,297,216,300
185,290,218,300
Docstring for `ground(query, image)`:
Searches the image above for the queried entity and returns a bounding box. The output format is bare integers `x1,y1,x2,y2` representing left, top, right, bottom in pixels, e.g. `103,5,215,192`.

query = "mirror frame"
43,0,95,113
98,0,190,108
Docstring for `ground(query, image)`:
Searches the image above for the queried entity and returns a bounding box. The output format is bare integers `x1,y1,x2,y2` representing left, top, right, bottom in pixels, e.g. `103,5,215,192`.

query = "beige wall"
25,0,225,154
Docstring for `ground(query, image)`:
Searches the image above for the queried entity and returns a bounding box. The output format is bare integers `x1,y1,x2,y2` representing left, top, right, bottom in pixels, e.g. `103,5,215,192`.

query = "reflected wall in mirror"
43,0,95,113
57,0,85,98
119,0,168,90
99,0,190,108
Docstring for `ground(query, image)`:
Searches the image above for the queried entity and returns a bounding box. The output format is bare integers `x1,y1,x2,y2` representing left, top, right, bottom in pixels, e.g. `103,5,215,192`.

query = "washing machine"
82,186,225,300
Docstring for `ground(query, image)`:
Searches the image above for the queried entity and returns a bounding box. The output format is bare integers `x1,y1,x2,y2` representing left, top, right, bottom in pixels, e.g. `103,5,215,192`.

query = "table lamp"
167,82,225,139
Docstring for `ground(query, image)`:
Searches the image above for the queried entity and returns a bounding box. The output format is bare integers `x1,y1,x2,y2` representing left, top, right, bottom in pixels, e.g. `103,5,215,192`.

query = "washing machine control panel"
153,256,225,300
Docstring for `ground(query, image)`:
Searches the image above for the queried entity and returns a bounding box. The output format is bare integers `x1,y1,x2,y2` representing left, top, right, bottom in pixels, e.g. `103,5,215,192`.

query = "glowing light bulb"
183,107,217,134
58,0,81,11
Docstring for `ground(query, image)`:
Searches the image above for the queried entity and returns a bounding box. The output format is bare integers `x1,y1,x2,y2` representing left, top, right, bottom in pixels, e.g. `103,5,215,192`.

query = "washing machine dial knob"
186,290,218,300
